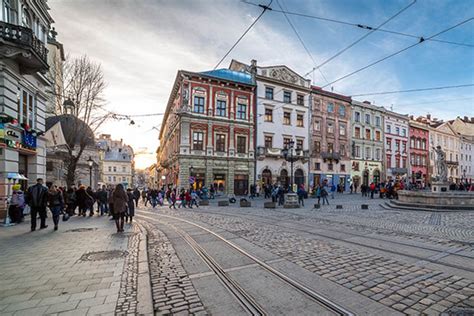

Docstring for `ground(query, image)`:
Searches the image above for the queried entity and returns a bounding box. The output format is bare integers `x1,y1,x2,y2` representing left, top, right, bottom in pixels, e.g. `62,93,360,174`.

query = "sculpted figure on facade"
433,145,448,182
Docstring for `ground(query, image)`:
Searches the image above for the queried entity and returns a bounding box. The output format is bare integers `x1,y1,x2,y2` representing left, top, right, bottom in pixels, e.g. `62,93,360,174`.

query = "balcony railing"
0,21,48,73
321,152,341,162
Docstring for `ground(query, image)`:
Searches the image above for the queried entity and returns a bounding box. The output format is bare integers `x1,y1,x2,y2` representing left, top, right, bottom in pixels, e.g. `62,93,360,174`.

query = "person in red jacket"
185,190,192,208
369,182,376,199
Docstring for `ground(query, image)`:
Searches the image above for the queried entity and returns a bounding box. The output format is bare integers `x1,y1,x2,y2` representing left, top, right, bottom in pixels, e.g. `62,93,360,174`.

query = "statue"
432,145,448,183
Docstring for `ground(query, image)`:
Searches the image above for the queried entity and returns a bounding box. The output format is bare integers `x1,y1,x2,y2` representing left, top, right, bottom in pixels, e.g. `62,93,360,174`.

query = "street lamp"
281,140,302,192
87,156,94,188
63,98,75,115
189,166,194,188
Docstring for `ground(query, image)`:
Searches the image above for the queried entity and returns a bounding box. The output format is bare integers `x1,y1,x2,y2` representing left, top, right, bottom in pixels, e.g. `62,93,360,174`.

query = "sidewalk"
0,215,138,315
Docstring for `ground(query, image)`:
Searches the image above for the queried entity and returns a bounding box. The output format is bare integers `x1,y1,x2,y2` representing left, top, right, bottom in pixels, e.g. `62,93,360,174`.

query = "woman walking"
112,184,128,232
126,188,135,223
47,185,64,231
169,189,177,209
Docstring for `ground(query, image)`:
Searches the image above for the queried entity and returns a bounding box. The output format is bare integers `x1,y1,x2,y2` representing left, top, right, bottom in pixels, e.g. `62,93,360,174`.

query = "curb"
136,222,154,315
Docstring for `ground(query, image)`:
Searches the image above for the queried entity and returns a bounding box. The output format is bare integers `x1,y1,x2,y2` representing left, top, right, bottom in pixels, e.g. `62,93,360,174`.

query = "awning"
4,173,28,180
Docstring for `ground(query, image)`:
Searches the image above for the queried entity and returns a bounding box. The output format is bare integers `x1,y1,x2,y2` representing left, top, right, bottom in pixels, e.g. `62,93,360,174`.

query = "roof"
46,114,95,146
199,68,253,85
311,86,351,102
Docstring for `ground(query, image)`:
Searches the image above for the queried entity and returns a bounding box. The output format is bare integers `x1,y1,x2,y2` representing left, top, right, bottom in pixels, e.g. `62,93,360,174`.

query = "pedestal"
431,182,449,193
284,193,299,209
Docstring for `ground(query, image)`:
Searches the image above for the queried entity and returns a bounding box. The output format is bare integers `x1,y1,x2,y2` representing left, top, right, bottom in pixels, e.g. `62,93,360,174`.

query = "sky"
48,0,474,169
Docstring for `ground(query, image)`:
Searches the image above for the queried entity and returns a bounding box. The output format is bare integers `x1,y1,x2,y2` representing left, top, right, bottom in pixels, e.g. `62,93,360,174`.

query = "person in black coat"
26,178,49,231
126,189,135,223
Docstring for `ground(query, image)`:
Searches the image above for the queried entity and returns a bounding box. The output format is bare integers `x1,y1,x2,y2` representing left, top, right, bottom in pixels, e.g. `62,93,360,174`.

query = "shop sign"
0,124,37,150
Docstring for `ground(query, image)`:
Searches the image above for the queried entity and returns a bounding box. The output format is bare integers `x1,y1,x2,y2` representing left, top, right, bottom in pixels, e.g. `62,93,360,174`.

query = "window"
215,134,226,152
355,127,361,139
402,141,407,153
237,103,247,120
3,0,18,24
365,129,371,140
365,147,371,159
396,158,400,168
264,135,273,148
264,108,273,122
314,120,321,131
237,136,246,153
395,140,400,152
314,141,320,153
193,96,205,113
283,112,291,125
113,176,116,182
327,122,334,134
297,94,304,106
108,166,111,172
375,131,381,141
122,166,126,172
327,103,334,113
387,155,392,167
216,100,226,117
296,139,303,150
365,114,370,124
355,146,361,158
19,90,35,127
283,137,291,148
421,139,426,150
355,112,360,122
416,139,421,149
402,129,407,137
387,125,391,134
315,163,321,170
328,143,333,153
283,91,292,103
193,131,204,150
375,116,381,127
122,177,126,182
340,144,346,156
296,114,304,127
22,7,31,28
410,138,415,148
395,127,400,135
375,148,381,160
113,166,117,172
338,106,345,117
108,176,112,182
265,87,274,100
339,124,346,136
328,163,333,171
402,158,407,168
341,164,346,172
386,138,391,149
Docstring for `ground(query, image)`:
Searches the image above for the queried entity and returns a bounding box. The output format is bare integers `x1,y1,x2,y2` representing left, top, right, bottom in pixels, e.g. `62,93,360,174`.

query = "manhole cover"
64,228,98,233
79,250,128,262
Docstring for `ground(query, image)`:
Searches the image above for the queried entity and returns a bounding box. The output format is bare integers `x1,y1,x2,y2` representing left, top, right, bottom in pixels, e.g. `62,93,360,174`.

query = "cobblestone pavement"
0,215,139,315
141,193,474,315
140,220,208,315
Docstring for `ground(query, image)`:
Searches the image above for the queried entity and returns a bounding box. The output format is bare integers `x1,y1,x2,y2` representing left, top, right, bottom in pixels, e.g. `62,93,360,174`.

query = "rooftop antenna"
390,104,393,111
331,86,334,92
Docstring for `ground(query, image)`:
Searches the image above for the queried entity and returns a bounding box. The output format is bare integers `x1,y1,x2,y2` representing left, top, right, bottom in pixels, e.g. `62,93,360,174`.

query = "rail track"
137,212,354,316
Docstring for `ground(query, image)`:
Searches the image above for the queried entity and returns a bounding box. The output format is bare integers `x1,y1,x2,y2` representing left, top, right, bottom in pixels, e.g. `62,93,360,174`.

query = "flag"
44,122,67,147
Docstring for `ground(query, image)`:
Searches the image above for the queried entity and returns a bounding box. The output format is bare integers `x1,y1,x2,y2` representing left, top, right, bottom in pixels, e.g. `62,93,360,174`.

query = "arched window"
294,169,305,187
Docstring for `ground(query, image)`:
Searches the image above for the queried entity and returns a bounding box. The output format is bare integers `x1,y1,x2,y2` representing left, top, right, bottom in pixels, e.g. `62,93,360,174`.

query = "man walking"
26,178,48,231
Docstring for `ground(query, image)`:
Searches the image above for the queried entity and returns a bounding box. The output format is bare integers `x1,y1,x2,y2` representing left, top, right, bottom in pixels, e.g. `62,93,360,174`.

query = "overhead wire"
351,83,474,97
321,17,474,89
213,0,273,70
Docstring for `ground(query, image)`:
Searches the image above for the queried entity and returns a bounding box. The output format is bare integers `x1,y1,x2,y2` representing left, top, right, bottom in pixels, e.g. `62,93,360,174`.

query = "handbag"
62,213,70,221
23,205,30,215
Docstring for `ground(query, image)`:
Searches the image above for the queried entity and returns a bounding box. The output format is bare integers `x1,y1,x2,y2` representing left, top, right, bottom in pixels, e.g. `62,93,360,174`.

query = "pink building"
409,119,430,186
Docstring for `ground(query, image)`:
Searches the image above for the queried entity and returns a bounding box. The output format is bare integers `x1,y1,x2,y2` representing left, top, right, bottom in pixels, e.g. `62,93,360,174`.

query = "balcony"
321,152,341,162
0,21,49,74
446,160,459,166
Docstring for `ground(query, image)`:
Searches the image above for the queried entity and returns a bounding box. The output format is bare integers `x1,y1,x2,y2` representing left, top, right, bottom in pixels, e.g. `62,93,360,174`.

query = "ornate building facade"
97,134,134,189
384,110,409,182
310,87,351,190
230,60,311,190
408,118,430,186
157,68,255,195
350,101,384,187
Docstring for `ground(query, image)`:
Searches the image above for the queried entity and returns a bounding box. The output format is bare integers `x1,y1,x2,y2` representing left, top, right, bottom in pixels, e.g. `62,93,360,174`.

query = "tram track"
137,213,354,316
142,208,474,274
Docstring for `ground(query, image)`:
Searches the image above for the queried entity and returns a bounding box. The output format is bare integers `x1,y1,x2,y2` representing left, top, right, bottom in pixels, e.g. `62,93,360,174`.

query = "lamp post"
63,98,75,115
189,165,194,189
281,140,302,192
87,156,94,189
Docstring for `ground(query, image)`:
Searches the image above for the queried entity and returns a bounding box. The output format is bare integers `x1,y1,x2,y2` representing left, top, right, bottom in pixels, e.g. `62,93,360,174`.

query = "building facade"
408,119,430,186
384,110,409,182
350,101,384,187
157,68,255,195
97,134,134,189
1,0,54,217
230,60,311,190
310,87,351,190
448,116,474,183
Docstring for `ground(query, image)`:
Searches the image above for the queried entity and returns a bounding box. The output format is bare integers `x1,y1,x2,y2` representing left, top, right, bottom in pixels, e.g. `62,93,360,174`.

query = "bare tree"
50,55,110,187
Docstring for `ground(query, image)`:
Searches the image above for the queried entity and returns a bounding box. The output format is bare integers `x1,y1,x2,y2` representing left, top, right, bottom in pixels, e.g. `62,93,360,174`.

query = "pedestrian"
185,190,192,208
370,182,376,199
86,186,95,216
64,187,76,215
112,184,128,233
9,184,25,224
169,189,177,209
97,185,108,215
133,188,140,207
25,178,48,231
278,187,285,206
350,183,353,194
190,190,199,208
330,183,336,199
47,185,64,231
75,185,88,216
316,185,321,205
178,189,186,208
321,186,329,205
141,189,147,205
126,188,135,223
108,186,115,220
297,185,305,207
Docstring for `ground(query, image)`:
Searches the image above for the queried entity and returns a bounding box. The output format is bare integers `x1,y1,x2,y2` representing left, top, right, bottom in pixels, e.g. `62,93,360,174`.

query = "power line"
275,0,329,84
242,0,473,48
351,83,474,97
305,0,416,77
214,0,273,70
321,17,474,89
394,96,474,107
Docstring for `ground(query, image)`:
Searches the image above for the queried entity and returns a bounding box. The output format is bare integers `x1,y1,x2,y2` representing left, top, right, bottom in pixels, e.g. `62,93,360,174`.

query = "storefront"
191,172,205,190
351,160,382,186
213,174,226,193
234,174,249,195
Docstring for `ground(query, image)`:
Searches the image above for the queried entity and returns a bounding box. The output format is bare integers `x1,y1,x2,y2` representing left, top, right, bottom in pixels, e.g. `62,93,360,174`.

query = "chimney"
471,117,474,123
409,115,414,120
427,114,431,120
464,116,468,122
363,100,371,104
250,59,257,85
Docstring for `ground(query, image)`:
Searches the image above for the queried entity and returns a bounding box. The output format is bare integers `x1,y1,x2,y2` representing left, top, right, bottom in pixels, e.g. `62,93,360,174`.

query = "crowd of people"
8,179,140,233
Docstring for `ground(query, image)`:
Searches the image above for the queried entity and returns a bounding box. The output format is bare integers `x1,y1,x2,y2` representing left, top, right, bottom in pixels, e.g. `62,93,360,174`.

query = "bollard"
336,205,343,209
361,204,369,210
314,204,321,209
218,200,229,207
264,202,276,209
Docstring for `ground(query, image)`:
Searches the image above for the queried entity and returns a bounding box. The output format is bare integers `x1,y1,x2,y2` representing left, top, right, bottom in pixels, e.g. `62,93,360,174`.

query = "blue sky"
49,0,473,168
